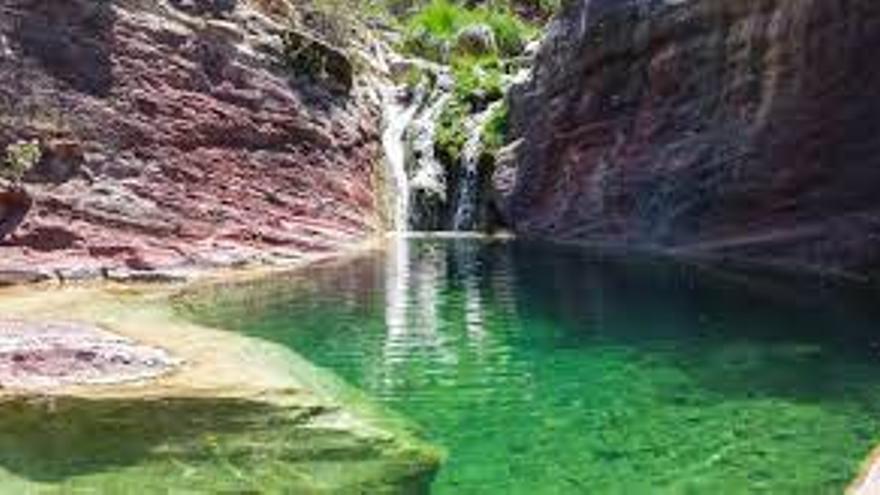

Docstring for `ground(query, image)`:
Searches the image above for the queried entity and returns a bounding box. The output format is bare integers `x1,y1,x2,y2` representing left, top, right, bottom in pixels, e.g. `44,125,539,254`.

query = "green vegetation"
434,55,506,168
451,54,504,102
435,99,470,166
395,1,545,168
436,98,508,171
401,0,536,62
2,140,41,181
481,101,509,157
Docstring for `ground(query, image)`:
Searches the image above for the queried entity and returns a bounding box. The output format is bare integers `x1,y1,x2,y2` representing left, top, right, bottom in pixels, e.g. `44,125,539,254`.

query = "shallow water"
0,288,438,493
185,237,880,494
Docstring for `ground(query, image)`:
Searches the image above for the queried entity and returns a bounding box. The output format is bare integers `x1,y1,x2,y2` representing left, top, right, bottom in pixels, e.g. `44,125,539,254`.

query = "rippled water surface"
184,237,880,494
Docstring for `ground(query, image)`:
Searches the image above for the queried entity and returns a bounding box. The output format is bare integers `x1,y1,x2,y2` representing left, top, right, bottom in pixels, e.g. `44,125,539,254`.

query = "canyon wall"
0,0,384,282
498,0,880,279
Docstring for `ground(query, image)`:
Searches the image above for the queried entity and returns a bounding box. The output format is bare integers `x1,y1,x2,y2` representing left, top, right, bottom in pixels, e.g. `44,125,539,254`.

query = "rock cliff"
0,0,384,282
498,0,880,279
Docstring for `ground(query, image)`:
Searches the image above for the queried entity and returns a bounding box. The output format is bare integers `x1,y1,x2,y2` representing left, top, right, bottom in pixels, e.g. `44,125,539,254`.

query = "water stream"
406,74,454,230
380,82,425,231
452,102,501,231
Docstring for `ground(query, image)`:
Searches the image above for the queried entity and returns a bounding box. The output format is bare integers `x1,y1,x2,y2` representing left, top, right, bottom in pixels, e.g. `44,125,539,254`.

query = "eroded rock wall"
498,0,880,278
0,0,383,281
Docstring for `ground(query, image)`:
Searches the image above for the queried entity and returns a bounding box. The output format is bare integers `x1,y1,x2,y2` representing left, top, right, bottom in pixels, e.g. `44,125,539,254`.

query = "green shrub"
401,1,534,170
402,0,536,61
436,99,509,171
2,140,41,182
451,55,504,105
483,8,534,57
481,102,509,158
435,99,469,166
406,0,471,39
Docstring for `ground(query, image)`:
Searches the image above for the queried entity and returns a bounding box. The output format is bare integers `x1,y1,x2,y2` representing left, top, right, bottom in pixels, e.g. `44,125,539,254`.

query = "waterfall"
407,73,455,230
452,102,502,231
375,42,501,233
380,83,426,231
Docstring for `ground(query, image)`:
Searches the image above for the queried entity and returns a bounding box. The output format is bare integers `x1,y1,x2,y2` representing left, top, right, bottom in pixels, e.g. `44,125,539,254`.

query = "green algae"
181,238,880,494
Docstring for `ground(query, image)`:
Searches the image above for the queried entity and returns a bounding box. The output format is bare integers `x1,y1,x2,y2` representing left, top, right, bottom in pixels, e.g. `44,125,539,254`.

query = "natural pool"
183,237,880,494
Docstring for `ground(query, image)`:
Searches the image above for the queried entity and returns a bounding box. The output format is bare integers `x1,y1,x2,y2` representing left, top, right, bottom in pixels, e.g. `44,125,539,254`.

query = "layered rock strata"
498,0,880,279
0,0,384,283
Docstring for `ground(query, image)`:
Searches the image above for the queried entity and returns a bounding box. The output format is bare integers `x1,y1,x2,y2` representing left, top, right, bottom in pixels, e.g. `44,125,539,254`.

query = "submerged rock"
500,0,880,278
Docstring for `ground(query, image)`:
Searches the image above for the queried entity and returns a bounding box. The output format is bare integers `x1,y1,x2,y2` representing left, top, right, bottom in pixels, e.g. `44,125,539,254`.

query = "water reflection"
381,235,449,391
379,236,507,394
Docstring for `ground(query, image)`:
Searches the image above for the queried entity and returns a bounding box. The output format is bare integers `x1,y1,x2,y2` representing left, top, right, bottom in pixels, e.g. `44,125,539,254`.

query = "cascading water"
380,83,426,231
376,46,501,233
452,102,502,231
406,73,455,230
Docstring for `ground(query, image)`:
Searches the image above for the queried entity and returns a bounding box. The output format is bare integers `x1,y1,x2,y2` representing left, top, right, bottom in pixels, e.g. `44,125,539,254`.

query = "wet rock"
500,0,880,278
406,78,454,230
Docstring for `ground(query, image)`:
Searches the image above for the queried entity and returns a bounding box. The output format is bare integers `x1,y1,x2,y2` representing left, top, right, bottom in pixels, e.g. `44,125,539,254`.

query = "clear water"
184,237,880,494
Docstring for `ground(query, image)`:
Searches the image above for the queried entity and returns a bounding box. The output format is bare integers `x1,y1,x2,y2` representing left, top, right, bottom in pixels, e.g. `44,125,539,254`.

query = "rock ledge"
0,319,179,389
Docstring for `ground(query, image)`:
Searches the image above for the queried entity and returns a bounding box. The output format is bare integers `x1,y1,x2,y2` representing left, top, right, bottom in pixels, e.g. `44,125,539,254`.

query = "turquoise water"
184,238,880,494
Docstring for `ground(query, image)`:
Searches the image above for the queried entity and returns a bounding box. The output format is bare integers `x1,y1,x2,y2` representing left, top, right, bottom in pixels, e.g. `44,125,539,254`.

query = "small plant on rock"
1,140,41,182
481,101,509,159
435,99,470,165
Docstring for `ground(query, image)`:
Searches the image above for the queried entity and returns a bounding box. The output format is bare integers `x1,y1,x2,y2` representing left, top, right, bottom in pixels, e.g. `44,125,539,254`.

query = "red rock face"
498,0,880,279
0,0,383,281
